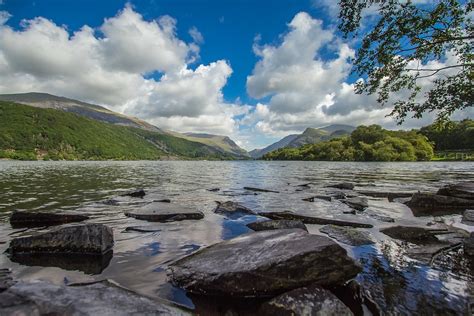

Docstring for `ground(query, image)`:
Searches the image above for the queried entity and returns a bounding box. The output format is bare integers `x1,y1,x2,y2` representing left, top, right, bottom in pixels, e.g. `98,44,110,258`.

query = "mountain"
176,133,249,158
250,124,355,158
0,101,235,160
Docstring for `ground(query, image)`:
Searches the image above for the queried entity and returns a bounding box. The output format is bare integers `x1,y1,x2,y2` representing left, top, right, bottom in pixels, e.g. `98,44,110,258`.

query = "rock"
243,186,279,193
125,203,204,222
342,197,369,211
437,182,474,200
8,223,114,255
405,193,474,216
259,285,352,316
464,232,474,256
168,229,361,297
103,199,120,206
0,280,189,315
120,189,146,198
365,210,395,223
303,195,332,202
124,226,161,233
259,211,373,228
207,188,220,192
246,220,308,232
462,209,474,225
0,269,14,292
327,183,355,190
330,192,347,200
153,198,171,203
330,280,381,316
356,190,414,202
213,201,257,217
9,210,89,228
320,225,374,246
380,226,450,244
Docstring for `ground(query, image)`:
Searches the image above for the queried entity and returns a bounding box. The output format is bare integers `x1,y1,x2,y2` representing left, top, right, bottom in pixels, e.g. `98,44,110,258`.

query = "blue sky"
0,0,471,149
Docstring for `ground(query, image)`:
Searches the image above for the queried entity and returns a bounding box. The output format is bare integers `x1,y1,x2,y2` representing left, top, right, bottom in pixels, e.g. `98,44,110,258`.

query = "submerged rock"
0,280,189,315
246,219,308,232
0,269,14,292
330,280,381,316
9,210,89,228
259,211,373,228
260,285,352,316
342,197,369,211
405,193,474,216
320,225,374,246
243,186,279,193
303,195,332,202
168,229,361,297
124,226,162,233
103,199,120,206
364,210,395,223
356,190,414,202
327,183,355,190
213,201,257,217
207,188,220,192
437,182,474,200
462,210,474,225
464,232,474,256
380,226,449,244
8,223,114,255
125,203,204,222
120,189,146,198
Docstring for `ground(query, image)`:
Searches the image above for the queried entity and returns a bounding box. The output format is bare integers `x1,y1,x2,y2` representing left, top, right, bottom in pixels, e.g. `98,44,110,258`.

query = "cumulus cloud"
0,5,246,138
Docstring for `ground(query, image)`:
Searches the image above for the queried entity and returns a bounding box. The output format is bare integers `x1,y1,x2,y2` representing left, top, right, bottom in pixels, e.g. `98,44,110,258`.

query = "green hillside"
0,101,232,160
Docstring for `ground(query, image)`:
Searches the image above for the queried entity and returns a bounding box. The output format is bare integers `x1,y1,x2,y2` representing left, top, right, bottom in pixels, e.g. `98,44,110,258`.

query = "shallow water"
0,160,473,314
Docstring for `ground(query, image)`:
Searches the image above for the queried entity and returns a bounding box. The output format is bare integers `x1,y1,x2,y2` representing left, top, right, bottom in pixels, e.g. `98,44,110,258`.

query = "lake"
1,160,473,314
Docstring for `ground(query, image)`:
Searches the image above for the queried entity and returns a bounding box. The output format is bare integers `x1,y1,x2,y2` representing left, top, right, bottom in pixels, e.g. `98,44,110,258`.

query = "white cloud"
189,26,204,44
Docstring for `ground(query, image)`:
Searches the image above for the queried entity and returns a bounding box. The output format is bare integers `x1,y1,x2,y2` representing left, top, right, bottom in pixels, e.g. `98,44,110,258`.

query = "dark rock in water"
0,269,14,292
365,210,395,223
214,201,257,217
246,220,308,232
125,226,162,233
121,189,146,198
9,210,89,228
0,280,189,315
303,195,332,202
259,285,352,316
125,203,204,222
405,193,474,216
437,182,474,200
296,183,312,187
8,223,114,255
103,199,120,206
464,232,474,256
259,211,373,228
462,209,474,225
380,226,450,244
153,198,171,203
356,190,414,202
207,188,220,192
327,182,355,190
168,229,361,297
330,280,381,316
330,191,347,200
320,225,374,246
243,186,279,193
342,197,369,211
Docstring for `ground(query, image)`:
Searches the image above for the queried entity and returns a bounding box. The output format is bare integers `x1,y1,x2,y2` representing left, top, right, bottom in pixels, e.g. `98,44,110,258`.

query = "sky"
0,0,472,150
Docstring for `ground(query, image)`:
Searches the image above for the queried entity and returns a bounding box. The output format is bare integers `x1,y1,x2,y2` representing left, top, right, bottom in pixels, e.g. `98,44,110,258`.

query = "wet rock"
124,226,161,233
0,280,189,315
437,182,474,200
8,223,114,255
9,210,89,228
259,211,373,228
207,188,220,192
405,193,474,216
303,195,332,202
213,201,257,217
125,203,204,222
365,210,395,223
462,209,474,225
120,189,146,198
168,229,361,297
327,183,355,190
153,198,171,203
243,186,279,193
103,199,120,206
342,197,369,211
464,232,474,256
260,285,352,316
380,226,450,244
320,225,374,246
330,280,381,316
356,190,414,202
246,219,308,232
330,192,347,200
0,269,14,292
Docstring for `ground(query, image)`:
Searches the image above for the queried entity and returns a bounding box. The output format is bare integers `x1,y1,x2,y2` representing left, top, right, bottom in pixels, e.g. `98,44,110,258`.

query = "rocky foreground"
2,182,474,315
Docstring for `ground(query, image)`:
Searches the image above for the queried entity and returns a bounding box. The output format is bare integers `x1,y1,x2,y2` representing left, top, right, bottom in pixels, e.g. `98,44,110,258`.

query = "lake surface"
1,160,473,314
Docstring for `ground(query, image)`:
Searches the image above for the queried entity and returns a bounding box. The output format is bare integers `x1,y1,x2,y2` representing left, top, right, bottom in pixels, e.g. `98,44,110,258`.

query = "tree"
339,0,473,123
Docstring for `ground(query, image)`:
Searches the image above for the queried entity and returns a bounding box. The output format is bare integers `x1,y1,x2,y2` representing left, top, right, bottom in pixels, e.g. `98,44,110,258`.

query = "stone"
120,189,146,198
327,183,355,190
437,182,474,200
0,269,14,292
356,190,414,202
124,226,161,233
168,229,361,297
259,285,352,316
462,209,474,225
405,193,474,216
464,232,474,256
303,195,332,202
246,219,308,232
365,211,395,223
331,280,381,316
259,211,373,228
207,188,220,192
320,225,374,246
9,210,89,228
8,224,113,255
213,201,257,217
103,199,120,206
380,226,450,244
0,280,189,315
342,197,369,211
125,203,204,222
243,186,279,193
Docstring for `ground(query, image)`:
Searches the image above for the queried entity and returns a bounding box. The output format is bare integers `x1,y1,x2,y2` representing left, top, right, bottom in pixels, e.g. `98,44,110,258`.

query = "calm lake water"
0,160,473,314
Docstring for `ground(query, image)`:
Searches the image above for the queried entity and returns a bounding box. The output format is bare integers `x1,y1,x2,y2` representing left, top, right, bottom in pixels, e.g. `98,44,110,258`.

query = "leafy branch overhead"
339,0,473,122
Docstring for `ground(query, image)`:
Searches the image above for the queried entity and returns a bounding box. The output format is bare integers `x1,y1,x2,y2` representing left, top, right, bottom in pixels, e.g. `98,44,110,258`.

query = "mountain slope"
0,101,234,160
249,134,298,158
175,133,249,158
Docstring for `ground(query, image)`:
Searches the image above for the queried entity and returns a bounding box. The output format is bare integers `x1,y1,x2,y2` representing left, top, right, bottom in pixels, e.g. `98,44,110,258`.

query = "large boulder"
0,280,188,315
259,285,353,316
125,203,204,222
168,229,361,297
8,223,113,255
342,197,369,212
380,226,449,244
437,182,474,200
9,210,89,228
213,201,257,217
464,232,474,256
246,219,308,232
320,225,374,246
259,211,373,228
405,193,474,216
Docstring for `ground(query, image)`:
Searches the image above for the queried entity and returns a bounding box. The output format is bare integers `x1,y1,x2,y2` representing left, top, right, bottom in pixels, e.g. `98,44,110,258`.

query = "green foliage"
262,124,434,161
420,119,474,150
338,0,473,123
0,101,233,160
